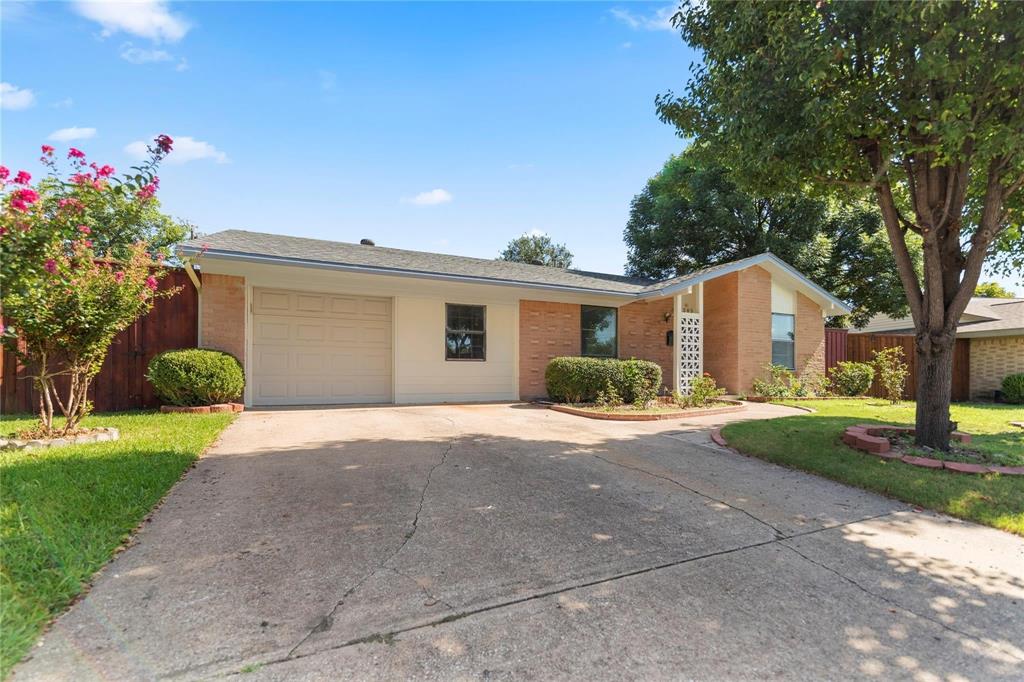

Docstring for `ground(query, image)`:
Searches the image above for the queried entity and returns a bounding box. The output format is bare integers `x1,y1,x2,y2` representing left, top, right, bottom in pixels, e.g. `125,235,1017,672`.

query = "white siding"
771,278,796,314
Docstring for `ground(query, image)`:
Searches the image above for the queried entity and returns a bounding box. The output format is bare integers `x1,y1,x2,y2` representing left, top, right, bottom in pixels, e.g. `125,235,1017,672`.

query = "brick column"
200,274,246,363
795,291,825,382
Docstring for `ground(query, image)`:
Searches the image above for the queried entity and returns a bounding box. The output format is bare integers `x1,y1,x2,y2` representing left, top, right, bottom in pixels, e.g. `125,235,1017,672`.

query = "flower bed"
550,399,744,421
841,424,1023,474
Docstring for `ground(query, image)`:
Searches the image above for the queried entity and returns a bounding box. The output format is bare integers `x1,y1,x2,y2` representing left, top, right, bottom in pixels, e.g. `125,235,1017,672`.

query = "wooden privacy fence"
843,333,971,402
1,268,199,415
824,328,848,373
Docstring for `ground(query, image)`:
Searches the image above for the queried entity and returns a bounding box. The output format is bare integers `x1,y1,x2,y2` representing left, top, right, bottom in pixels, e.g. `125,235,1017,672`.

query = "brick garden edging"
841,424,1024,475
160,403,244,414
1,427,120,452
550,400,745,421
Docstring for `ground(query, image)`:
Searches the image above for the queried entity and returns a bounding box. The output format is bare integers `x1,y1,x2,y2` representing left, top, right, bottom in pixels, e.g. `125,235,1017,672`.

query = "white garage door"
251,288,393,405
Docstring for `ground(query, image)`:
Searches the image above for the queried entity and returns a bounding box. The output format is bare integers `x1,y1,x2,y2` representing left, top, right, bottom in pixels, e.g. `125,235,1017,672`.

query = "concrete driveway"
15,404,1024,681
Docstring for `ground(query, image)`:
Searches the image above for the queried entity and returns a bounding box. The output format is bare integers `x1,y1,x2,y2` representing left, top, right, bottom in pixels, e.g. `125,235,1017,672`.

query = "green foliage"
872,347,909,405
829,361,875,397
752,364,798,400
544,357,662,404
676,373,726,408
595,380,623,410
498,233,573,268
975,282,1016,299
1002,374,1024,404
147,349,245,406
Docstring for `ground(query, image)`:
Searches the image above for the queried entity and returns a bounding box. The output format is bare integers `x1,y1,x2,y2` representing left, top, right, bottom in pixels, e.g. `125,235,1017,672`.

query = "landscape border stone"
0,427,120,452
839,424,1022,475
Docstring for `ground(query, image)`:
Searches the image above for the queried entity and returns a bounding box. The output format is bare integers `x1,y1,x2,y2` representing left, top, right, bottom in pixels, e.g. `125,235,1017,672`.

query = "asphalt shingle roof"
179,230,656,294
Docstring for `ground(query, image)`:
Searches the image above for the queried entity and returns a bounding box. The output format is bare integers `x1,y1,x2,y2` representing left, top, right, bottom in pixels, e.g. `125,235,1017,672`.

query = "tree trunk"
914,335,955,450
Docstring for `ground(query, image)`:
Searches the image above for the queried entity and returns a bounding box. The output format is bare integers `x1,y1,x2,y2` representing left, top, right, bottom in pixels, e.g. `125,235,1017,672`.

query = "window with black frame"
771,313,795,369
445,304,486,360
581,305,617,358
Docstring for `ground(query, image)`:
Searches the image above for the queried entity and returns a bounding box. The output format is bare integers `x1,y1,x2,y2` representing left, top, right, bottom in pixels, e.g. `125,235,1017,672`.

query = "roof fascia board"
179,247,639,298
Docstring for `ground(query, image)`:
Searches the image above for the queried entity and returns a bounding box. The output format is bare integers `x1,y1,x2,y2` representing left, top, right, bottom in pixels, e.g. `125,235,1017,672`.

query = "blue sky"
1,1,1018,291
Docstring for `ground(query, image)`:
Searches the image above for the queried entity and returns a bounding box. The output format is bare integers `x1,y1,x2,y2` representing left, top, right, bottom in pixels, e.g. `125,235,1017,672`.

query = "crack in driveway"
285,431,457,658
590,453,786,538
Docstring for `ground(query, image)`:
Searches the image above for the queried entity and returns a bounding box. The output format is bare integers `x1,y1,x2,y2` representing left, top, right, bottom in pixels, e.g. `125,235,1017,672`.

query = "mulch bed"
841,424,1023,475
550,399,744,421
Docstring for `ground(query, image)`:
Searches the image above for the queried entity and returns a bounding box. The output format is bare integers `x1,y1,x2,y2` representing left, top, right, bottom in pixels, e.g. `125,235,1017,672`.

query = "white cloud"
621,41,633,49
125,135,229,164
73,0,190,42
318,69,337,92
0,82,35,110
52,97,75,109
49,127,98,142
175,58,189,72
609,5,677,32
402,188,453,206
119,43,174,64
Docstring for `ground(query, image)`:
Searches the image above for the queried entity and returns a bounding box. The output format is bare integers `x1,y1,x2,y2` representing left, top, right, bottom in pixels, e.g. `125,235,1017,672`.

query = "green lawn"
722,400,1024,535
0,411,234,678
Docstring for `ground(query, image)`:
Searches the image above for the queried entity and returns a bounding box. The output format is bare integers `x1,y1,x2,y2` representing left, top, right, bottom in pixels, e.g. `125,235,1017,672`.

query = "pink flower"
13,170,31,185
96,165,115,178
58,198,85,213
82,239,93,248
145,275,159,291
78,225,91,234
41,145,55,156
114,271,125,283
44,259,57,274
0,166,9,180
155,134,173,153
70,172,93,185
136,182,158,200
9,188,39,212
68,148,86,159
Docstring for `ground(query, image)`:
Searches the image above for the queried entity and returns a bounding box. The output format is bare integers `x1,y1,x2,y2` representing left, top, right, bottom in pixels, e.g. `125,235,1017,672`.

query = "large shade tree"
499,232,574,268
624,152,921,327
658,0,1024,448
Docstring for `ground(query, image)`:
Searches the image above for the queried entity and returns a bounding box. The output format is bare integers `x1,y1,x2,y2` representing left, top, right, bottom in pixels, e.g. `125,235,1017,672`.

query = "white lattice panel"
678,312,702,394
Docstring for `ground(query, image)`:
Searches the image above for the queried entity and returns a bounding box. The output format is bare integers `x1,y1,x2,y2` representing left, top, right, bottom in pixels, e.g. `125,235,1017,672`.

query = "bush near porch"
0,411,234,677
722,399,1024,535
545,357,662,404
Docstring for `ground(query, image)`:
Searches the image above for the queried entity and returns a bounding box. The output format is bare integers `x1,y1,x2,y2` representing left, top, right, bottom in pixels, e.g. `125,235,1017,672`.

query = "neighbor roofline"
177,246,640,298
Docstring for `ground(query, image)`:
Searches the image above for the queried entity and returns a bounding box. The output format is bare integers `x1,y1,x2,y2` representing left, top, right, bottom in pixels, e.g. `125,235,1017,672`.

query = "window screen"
581,306,617,358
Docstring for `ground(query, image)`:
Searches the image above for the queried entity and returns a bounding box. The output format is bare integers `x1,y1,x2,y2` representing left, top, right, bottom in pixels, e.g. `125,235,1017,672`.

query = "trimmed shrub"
544,357,662,404
829,361,875,396
872,346,909,404
147,349,245,406
1002,373,1024,404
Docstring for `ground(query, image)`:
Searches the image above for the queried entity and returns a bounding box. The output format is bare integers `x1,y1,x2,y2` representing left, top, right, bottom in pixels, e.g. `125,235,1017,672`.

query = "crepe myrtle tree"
0,136,184,435
657,1,1024,449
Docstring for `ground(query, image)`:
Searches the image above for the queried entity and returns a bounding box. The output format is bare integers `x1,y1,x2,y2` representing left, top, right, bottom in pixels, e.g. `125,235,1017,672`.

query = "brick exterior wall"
736,266,772,391
702,273,740,391
518,298,674,400
969,335,1024,399
518,300,581,400
200,274,246,363
795,292,826,382
619,298,674,391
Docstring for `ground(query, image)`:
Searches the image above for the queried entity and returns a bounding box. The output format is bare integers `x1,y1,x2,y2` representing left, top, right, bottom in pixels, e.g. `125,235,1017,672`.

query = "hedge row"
545,356,662,404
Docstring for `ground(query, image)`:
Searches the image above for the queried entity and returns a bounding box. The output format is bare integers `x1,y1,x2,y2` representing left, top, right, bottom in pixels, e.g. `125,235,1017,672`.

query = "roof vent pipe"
360,238,375,246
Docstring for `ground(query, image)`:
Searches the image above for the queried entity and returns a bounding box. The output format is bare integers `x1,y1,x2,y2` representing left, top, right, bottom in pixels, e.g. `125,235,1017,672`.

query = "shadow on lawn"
10,412,1024,680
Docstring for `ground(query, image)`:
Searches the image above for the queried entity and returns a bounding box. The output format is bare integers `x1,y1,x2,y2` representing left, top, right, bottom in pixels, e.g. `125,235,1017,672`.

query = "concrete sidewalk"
15,403,1024,681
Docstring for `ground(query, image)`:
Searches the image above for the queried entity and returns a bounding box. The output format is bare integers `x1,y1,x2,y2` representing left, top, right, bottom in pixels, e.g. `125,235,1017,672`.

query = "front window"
446,304,486,360
771,313,795,369
581,305,617,358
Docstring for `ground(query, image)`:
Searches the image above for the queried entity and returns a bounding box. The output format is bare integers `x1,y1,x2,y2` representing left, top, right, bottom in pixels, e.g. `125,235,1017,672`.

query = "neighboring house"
178,231,850,406
854,297,1024,400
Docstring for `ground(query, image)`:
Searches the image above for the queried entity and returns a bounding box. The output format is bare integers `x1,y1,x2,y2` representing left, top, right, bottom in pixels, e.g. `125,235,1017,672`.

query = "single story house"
854,297,1024,400
178,230,851,407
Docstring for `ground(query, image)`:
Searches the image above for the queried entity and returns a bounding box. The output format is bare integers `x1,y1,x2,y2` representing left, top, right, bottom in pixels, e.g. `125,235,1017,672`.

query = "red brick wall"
201,274,246,363
795,291,825,382
737,266,772,391
703,273,739,391
519,300,581,400
619,298,674,391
